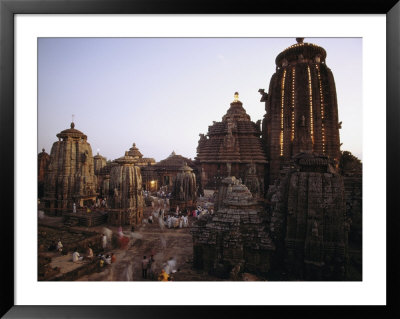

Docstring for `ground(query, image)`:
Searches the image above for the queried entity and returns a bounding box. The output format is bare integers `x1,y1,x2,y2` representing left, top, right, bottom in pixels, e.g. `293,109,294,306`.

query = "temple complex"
42,122,97,212
260,38,341,185
107,151,144,226
37,38,361,282
38,148,50,199
192,177,274,278
266,152,348,280
170,162,197,211
195,93,267,197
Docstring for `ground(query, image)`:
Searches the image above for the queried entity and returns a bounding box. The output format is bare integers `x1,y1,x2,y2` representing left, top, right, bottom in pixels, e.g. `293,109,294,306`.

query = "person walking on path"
101,233,107,251
142,256,149,279
148,255,155,280
57,239,63,253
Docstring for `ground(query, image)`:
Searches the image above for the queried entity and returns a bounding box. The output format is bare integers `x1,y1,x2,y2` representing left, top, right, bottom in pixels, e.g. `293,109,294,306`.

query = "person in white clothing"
167,257,177,273
72,249,83,262
73,203,76,213
167,216,172,229
102,234,107,250
179,216,183,228
57,239,63,253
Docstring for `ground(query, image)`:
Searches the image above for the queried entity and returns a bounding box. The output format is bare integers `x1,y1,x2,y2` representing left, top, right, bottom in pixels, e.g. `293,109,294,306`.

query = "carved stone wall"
267,153,348,280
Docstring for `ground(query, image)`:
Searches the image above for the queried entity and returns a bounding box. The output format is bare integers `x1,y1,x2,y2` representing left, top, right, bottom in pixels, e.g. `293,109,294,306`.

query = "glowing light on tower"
280,69,287,156
291,67,296,141
307,66,314,145
316,64,326,153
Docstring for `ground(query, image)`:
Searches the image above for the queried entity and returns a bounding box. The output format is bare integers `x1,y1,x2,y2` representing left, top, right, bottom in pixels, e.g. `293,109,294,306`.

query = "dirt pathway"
77,206,219,281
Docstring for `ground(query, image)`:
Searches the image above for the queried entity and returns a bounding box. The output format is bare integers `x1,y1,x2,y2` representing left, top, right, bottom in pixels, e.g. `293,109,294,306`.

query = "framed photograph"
1,0,399,318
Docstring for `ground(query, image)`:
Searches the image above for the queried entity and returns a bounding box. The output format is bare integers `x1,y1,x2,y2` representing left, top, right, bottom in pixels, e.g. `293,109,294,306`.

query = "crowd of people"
70,197,108,214
46,187,215,280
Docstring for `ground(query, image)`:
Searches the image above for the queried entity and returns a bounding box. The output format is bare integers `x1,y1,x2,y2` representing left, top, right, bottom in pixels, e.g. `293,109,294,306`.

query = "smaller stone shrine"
108,151,144,226
192,177,274,279
38,148,50,199
170,162,197,212
93,152,107,175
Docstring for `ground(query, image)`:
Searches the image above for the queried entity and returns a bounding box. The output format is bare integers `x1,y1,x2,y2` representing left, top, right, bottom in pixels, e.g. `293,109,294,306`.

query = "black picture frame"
1,0,399,318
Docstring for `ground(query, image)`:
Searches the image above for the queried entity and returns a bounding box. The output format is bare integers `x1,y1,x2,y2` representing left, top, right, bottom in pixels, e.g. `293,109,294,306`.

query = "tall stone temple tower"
196,92,267,197
108,151,143,226
261,38,341,184
43,122,97,211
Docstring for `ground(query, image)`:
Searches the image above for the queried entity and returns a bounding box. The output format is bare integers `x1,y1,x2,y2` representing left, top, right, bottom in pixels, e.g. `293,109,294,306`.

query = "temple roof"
196,94,267,163
94,152,106,160
155,152,196,171
127,143,143,158
275,38,327,66
56,122,87,140
114,151,137,165
178,162,194,173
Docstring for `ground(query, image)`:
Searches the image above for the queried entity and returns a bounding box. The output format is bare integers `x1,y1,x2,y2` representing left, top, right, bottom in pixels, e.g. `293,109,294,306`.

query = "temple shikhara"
195,92,267,198
42,122,97,212
261,38,341,184
37,38,362,282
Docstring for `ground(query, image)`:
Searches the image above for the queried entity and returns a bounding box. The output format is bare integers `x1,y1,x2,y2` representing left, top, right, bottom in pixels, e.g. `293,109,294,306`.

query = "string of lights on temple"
280,69,287,156
316,64,326,153
307,66,314,145
291,67,296,141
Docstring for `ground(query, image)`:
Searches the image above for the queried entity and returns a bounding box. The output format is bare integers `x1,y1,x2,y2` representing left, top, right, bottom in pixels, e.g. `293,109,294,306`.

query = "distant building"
38,148,50,199
93,152,107,175
152,151,198,193
126,143,157,192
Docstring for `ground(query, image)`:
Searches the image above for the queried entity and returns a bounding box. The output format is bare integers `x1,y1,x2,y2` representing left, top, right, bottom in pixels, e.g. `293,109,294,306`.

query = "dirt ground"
56,205,221,281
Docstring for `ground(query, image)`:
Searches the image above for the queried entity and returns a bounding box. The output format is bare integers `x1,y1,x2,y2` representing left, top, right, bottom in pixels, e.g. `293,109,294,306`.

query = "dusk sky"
38,37,362,162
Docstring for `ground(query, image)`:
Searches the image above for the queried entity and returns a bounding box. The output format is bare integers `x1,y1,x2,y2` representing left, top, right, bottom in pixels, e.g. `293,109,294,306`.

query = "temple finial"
296,38,305,44
71,114,75,129
233,92,239,102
